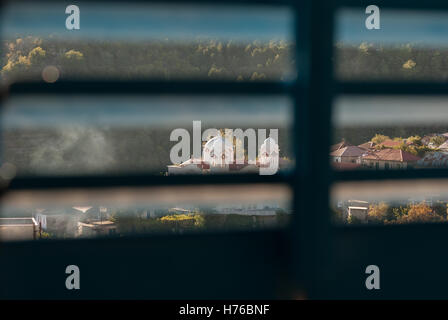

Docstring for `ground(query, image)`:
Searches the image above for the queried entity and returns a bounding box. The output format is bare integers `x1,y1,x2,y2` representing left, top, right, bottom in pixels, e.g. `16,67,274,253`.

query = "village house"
330,145,366,164
358,141,375,150
362,149,421,169
438,140,448,152
377,139,402,149
167,137,291,175
33,206,97,238
0,218,40,241
417,152,448,168
346,200,368,222
331,134,448,170
331,140,352,152
335,199,369,222
348,206,369,223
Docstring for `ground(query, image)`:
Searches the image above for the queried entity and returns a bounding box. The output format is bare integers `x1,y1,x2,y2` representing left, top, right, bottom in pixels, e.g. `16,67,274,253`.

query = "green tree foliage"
395,140,430,157
1,37,293,84
371,134,390,145
430,135,446,147
28,46,46,63
432,202,448,219
39,231,52,239
391,206,409,220
367,202,389,222
112,210,284,235
407,135,422,146
366,202,448,225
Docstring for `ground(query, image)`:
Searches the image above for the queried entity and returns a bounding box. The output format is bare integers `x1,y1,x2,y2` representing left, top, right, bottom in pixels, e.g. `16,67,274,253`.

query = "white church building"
167,136,283,175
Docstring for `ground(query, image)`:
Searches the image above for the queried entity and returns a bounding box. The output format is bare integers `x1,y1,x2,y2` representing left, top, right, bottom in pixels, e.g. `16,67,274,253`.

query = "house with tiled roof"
358,141,375,150
331,140,352,152
330,146,366,164
377,139,402,149
362,149,421,170
0,218,39,241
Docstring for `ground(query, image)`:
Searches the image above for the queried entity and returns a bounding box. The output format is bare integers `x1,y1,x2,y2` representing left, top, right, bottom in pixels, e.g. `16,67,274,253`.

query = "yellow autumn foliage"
64,49,84,60
403,59,416,69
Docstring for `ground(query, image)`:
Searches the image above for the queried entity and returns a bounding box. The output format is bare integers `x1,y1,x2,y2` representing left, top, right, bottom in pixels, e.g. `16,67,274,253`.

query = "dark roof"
330,146,365,158
331,140,352,152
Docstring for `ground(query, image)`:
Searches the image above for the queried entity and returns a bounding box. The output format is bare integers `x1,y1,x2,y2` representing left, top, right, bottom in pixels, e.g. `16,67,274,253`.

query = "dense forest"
336,42,448,81
1,36,294,83
2,37,448,83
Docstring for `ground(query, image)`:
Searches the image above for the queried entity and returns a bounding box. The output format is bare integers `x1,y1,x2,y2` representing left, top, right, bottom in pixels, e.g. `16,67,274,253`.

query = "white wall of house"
0,218,39,241
331,156,361,164
362,159,411,169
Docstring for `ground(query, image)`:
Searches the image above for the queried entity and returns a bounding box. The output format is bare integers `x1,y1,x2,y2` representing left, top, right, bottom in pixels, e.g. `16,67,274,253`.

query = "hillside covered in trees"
336,42,448,81
1,37,448,175
1,36,294,83
2,37,448,83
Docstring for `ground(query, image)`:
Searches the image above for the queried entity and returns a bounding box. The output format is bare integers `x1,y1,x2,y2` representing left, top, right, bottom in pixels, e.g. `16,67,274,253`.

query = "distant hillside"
336,43,448,81
1,36,294,83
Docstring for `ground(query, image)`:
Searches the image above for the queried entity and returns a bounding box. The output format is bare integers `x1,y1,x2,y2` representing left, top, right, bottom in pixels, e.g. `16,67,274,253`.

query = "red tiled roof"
363,149,421,162
378,139,402,148
330,146,365,157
